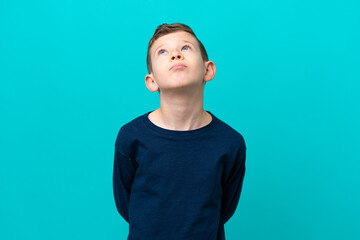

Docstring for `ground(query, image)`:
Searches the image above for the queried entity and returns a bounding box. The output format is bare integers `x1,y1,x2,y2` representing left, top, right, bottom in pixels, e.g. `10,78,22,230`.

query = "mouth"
169,63,187,70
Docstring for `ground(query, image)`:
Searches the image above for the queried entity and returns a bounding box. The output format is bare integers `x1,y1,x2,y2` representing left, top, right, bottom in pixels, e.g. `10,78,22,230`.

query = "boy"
113,23,246,240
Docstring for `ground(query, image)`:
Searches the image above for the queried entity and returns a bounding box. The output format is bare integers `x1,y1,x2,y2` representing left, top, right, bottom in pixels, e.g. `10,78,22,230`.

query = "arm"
113,147,137,223
220,149,246,224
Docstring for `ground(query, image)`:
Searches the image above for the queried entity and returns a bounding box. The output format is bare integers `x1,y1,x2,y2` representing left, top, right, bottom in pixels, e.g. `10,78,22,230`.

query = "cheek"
152,60,161,74
194,58,205,74
152,62,166,80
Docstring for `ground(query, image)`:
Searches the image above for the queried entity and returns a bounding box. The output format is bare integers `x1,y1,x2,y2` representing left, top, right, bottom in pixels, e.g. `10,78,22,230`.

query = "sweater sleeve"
220,149,246,224
113,147,137,223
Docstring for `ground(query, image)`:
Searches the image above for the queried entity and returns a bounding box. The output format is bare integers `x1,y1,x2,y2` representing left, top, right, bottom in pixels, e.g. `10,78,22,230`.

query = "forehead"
151,31,198,53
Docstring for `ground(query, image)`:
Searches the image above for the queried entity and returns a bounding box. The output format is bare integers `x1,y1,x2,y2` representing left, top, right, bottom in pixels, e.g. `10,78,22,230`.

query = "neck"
154,86,210,131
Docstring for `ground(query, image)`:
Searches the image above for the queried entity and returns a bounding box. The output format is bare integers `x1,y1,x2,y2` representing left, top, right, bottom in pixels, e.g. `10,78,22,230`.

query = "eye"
182,45,191,51
158,49,166,55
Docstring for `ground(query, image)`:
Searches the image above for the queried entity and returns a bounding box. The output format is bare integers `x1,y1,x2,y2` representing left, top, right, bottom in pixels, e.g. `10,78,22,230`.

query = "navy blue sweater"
113,111,246,240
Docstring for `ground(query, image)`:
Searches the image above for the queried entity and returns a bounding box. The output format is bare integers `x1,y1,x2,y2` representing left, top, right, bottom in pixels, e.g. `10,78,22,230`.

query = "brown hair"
146,23,209,74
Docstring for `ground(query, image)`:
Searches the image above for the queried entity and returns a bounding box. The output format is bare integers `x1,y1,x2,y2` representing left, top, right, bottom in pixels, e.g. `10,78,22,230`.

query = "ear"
145,73,159,92
203,61,216,82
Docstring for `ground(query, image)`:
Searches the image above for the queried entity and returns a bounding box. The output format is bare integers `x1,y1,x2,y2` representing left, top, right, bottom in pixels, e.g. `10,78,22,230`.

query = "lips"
169,63,187,70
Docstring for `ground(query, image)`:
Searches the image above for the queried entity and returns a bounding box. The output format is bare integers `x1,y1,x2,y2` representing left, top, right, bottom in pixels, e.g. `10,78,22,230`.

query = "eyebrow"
153,40,195,56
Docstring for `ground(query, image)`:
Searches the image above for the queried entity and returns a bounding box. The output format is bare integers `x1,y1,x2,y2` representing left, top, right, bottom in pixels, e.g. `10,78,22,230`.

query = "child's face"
145,31,210,93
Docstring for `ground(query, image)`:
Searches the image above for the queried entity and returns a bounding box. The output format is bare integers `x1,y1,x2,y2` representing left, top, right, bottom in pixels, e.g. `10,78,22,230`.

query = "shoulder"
118,114,145,136
114,113,146,155
213,115,246,151
212,115,247,167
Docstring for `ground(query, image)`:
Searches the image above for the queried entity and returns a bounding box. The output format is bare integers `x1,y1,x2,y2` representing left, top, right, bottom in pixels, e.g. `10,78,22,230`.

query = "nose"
170,51,183,61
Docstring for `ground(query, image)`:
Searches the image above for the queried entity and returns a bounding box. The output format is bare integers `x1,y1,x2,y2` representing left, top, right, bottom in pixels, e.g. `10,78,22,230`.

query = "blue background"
1,0,359,239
